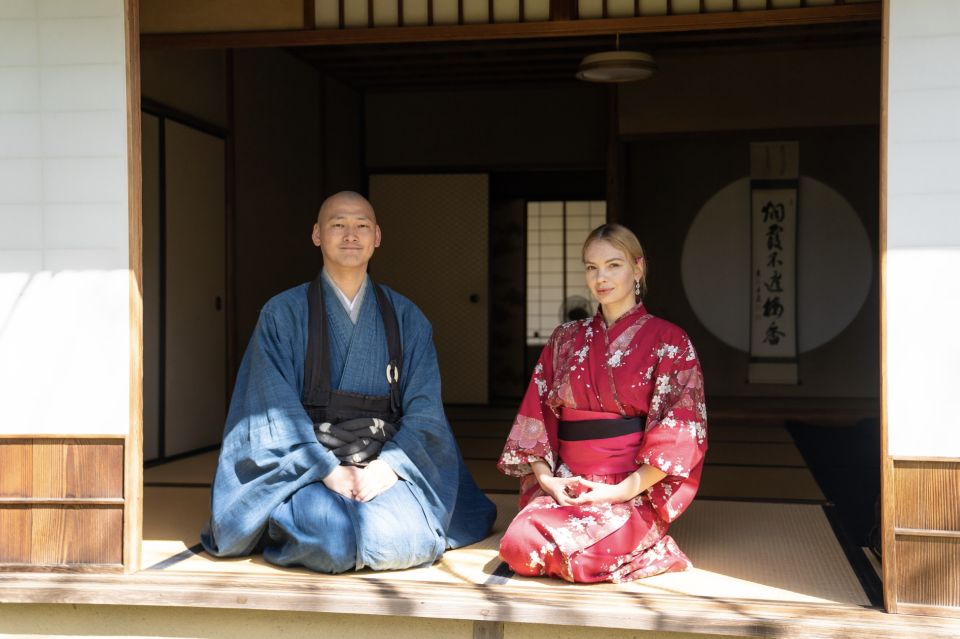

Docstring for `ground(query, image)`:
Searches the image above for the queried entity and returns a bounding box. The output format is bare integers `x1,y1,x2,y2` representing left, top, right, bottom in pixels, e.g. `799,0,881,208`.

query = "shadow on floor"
786,417,881,550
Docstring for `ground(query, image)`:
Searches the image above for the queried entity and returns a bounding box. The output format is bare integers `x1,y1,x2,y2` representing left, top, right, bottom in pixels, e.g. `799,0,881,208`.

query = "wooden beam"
606,84,622,224
304,0,316,29
879,0,894,615
123,0,144,576
141,4,881,50
1,570,959,638
292,21,878,65
316,53,584,72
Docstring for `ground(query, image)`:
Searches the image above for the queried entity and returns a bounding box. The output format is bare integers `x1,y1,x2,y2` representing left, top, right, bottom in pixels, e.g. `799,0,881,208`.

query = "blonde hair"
582,223,648,299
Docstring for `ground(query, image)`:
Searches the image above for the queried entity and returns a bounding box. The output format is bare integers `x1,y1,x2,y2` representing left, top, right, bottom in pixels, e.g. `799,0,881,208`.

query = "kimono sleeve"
636,331,708,523
497,336,559,478
376,304,496,548
201,305,340,557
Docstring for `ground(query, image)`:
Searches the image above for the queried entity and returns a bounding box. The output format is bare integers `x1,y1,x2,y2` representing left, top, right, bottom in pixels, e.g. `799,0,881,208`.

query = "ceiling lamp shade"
576,51,657,83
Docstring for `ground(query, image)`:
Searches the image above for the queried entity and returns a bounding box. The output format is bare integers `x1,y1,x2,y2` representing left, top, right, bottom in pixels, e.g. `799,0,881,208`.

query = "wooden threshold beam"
1,570,959,638
141,4,880,50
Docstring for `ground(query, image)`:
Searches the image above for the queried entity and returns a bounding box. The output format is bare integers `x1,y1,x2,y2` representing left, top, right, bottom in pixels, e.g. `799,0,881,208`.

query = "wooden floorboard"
1,566,956,638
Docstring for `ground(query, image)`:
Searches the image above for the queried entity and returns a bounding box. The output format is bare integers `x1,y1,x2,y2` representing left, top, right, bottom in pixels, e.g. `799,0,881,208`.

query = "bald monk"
201,191,496,573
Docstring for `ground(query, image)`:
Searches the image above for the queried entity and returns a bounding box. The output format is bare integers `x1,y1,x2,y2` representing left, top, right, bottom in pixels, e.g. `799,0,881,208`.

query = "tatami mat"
142,487,868,606
145,451,218,485
699,465,824,501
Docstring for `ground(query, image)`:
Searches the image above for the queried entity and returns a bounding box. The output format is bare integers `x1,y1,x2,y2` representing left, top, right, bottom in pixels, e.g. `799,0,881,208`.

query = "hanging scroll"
749,142,799,384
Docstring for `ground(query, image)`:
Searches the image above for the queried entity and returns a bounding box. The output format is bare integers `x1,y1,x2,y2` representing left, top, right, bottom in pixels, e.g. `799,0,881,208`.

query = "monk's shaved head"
312,190,382,271
317,191,376,225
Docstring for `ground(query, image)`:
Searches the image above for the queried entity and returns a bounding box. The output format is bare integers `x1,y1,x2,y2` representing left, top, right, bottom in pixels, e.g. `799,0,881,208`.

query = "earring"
634,279,641,296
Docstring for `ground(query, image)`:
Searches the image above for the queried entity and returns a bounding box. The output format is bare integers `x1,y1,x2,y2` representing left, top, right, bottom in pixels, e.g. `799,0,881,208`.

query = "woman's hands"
529,459,668,506
568,465,667,505
530,459,579,506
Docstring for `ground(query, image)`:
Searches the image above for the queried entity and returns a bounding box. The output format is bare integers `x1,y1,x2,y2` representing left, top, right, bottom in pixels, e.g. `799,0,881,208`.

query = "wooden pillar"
606,84,624,224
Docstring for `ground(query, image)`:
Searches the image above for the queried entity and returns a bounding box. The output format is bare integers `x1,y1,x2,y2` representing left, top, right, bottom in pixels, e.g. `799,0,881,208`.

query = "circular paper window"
681,177,872,354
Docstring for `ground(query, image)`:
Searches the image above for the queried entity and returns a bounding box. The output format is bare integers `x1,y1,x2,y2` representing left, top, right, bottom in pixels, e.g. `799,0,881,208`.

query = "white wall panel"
0,205,43,249
43,158,126,202
40,64,125,111
0,0,130,436
43,203,127,249
0,0,36,19
0,113,41,158
888,36,960,93
0,68,40,111
888,89,960,143
886,0,960,457
38,17,124,65
889,0,960,38
38,0,120,18
0,159,42,203
41,110,125,157
0,22,39,65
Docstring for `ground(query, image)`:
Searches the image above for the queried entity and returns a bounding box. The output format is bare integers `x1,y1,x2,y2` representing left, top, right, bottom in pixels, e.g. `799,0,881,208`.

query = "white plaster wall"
886,0,960,457
0,0,129,435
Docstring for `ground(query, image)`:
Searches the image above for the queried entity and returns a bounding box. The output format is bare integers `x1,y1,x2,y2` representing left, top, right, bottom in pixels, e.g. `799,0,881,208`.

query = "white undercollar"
322,270,367,323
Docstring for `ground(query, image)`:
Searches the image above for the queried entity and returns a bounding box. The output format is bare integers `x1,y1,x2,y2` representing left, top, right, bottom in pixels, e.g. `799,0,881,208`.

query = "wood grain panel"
30,440,124,500
895,460,960,532
30,507,123,566
140,0,304,33
895,536,960,609
0,441,31,498
0,507,31,563
1,438,125,567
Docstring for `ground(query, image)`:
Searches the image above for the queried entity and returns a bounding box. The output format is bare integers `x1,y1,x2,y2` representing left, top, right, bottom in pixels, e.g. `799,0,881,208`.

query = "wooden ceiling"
287,20,880,89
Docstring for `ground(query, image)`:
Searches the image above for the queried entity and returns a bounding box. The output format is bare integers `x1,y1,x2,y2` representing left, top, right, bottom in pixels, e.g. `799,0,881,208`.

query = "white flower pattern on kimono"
497,304,706,584
656,343,679,359
607,349,625,367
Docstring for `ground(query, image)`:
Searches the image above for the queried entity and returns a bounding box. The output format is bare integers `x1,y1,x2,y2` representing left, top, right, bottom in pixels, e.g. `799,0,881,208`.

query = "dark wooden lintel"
141,4,881,50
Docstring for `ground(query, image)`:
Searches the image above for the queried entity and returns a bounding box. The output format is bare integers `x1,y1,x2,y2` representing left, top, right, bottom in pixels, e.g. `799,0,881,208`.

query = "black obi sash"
302,273,402,426
558,416,645,441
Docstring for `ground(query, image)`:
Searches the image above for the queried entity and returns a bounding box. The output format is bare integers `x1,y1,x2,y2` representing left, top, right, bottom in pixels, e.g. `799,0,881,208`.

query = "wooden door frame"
124,0,144,573
126,0,899,594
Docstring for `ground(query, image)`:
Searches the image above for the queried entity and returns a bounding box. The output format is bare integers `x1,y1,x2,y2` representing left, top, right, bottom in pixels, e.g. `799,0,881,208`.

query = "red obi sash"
557,407,644,476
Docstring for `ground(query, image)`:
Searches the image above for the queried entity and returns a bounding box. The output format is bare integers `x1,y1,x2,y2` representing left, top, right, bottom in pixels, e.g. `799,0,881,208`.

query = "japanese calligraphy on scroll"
749,142,799,384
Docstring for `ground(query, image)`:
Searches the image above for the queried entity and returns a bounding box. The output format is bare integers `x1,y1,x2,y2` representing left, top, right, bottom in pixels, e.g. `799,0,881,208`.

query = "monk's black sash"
303,273,402,464
558,416,645,441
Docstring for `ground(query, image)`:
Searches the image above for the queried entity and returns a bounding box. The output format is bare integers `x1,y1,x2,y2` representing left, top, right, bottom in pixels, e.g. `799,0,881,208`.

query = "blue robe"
200,276,496,572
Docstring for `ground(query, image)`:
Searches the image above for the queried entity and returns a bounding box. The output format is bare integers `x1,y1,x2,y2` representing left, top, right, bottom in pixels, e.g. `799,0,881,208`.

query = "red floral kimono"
497,304,707,583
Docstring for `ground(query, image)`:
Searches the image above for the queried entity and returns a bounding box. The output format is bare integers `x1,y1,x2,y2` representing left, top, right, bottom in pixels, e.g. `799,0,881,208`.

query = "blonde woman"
498,223,707,583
